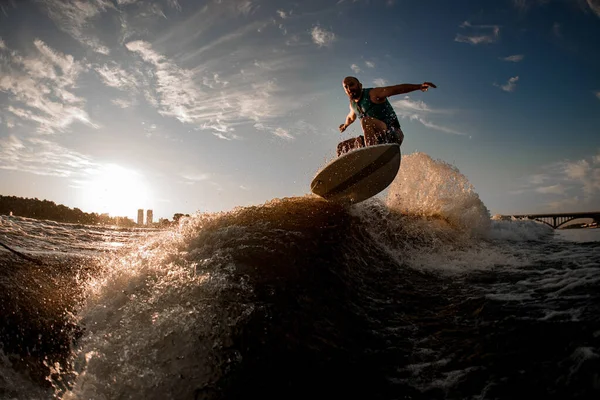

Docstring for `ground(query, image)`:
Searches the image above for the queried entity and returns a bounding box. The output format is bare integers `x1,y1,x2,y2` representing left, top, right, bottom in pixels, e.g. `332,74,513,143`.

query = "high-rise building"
137,209,144,225
146,209,153,225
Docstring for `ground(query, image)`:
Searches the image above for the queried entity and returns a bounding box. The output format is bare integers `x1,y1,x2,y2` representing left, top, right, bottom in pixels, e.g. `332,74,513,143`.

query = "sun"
82,164,151,219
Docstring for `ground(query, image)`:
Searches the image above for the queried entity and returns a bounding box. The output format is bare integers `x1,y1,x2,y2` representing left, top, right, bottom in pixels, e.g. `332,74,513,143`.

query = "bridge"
499,212,600,229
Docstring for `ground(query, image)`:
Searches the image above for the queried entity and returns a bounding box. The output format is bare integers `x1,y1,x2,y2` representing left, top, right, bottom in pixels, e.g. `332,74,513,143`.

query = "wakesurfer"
337,76,436,156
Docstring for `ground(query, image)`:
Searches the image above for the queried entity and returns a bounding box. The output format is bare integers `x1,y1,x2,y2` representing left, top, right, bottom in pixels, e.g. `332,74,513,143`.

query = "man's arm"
370,82,436,102
339,105,357,132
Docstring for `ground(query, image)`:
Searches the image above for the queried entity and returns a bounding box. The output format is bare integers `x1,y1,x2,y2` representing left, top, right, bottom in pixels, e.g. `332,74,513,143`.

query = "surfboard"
310,143,401,204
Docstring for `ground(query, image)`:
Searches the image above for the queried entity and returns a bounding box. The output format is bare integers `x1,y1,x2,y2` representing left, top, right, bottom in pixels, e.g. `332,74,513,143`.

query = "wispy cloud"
0,134,95,177
350,64,361,73
512,0,533,13
455,21,500,45
495,76,519,92
365,60,375,68
373,78,388,86
311,26,336,47
553,22,562,38
501,54,524,62
180,172,210,183
39,0,112,54
587,0,600,18
0,39,96,133
391,97,466,135
125,40,205,124
254,119,319,141
273,127,294,140
254,123,293,140
124,39,313,140
0,0,17,17
535,184,565,195
94,62,138,90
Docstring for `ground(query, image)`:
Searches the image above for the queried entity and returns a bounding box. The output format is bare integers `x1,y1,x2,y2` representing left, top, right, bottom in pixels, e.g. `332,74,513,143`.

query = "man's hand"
420,82,437,92
339,123,347,132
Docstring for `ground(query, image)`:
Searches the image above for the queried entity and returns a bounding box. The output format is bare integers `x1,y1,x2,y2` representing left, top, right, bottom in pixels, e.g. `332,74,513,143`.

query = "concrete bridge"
499,212,600,229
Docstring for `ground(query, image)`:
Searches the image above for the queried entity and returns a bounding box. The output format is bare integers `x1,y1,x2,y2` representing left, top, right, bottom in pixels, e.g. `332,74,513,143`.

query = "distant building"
146,209,153,225
137,209,144,225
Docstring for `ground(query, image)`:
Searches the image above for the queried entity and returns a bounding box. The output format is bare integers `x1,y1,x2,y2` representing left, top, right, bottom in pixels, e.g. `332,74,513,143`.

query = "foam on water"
386,152,491,237
2,152,598,399
347,153,539,275
489,217,555,242
62,210,290,399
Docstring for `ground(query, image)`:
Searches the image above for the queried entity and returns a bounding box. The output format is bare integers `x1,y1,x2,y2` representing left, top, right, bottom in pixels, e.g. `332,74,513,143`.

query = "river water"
1,153,598,399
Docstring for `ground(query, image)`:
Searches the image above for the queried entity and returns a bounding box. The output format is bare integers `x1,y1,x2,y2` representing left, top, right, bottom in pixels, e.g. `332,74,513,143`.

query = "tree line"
0,195,137,226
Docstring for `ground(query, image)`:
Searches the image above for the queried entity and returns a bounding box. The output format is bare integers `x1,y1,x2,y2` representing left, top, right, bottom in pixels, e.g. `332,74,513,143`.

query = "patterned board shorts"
363,127,404,146
337,127,404,157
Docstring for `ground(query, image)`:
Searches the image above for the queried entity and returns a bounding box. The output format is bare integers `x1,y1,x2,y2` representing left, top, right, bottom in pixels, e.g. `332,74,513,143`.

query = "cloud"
495,76,519,92
167,0,182,11
277,9,288,19
111,98,135,108
253,119,319,141
391,97,466,135
501,54,524,62
455,21,500,45
94,63,138,90
535,184,565,195
125,40,311,140
235,0,258,16
0,135,95,177
273,127,294,140
311,26,336,47
0,39,96,133
254,123,294,140
373,78,388,86
594,91,600,100
517,151,600,211
365,60,375,68
588,0,600,18
512,0,533,12
350,64,361,73
565,159,590,180
39,0,113,54
181,172,210,182
416,118,467,135
0,0,17,17
392,97,434,114
553,22,562,38
126,40,204,124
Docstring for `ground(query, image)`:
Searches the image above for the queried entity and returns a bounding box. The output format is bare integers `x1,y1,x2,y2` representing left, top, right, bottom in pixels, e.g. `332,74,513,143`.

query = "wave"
3,152,597,399
386,152,491,237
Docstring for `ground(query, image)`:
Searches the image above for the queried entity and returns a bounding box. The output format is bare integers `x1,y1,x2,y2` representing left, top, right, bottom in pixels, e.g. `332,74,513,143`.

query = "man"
337,76,436,156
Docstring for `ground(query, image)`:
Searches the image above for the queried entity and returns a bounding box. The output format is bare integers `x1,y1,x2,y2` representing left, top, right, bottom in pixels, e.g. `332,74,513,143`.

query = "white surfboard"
310,144,401,204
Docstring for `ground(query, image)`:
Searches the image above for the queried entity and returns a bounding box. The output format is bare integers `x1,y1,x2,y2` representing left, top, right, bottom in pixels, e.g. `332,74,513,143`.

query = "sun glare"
82,164,151,219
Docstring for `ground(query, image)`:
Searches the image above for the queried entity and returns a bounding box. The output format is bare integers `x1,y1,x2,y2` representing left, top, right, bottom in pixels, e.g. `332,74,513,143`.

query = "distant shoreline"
0,195,177,228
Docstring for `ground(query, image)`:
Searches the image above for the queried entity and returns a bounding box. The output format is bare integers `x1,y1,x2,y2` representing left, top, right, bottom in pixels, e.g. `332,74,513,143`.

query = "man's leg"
360,117,388,146
388,127,404,146
337,136,365,157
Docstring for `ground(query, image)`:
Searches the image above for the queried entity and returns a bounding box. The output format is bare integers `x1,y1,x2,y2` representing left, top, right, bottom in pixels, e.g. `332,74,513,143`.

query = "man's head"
342,76,362,100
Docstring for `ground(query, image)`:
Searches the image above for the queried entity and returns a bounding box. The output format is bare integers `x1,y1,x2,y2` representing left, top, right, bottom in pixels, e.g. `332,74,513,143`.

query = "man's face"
343,78,362,100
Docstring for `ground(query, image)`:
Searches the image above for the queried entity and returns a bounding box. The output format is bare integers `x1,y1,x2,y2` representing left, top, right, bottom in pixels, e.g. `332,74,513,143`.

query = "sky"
0,0,599,220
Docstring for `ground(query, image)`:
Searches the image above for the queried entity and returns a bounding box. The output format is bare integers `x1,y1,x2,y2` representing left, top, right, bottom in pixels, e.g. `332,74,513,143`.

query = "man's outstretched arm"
339,106,357,132
371,82,436,101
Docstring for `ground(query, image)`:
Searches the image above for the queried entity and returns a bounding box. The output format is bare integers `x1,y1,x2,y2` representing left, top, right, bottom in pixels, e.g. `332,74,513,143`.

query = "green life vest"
350,88,400,130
